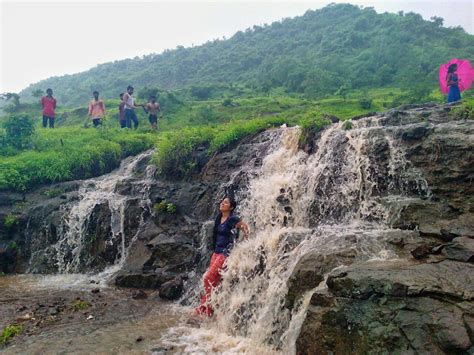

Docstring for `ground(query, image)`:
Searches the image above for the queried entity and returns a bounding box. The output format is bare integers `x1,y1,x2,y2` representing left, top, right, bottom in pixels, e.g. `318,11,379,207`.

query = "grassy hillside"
18,4,474,107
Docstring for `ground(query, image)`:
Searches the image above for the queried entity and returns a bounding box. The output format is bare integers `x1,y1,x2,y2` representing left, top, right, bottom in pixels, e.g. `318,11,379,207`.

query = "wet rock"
159,277,184,300
400,124,430,141
410,244,432,259
115,273,163,289
286,248,356,309
48,307,59,316
131,290,148,300
442,237,474,262
297,259,474,354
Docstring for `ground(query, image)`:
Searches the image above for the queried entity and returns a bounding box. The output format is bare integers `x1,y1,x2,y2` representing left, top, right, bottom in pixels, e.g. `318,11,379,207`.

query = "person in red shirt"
88,91,106,127
40,88,57,128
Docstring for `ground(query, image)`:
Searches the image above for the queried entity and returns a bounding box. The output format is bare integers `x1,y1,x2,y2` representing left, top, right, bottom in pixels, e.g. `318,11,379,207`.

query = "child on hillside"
143,95,161,130
88,91,106,127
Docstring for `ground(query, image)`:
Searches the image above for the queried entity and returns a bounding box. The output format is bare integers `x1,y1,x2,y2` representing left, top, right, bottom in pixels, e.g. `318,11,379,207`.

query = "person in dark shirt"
196,195,249,317
118,93,126,128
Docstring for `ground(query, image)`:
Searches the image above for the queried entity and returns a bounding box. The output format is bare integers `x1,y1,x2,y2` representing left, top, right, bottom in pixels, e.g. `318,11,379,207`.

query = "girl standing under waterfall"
195,196,250,317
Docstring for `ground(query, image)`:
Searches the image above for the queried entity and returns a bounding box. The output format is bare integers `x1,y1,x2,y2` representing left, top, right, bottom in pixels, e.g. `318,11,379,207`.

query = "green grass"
71,299,91,311
3,87,470,190
0,324,23,346
0,127,155,191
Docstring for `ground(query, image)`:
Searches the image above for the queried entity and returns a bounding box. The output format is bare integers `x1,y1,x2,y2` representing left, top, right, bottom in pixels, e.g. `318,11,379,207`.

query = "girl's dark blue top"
215,215,241,256
450,73,459,86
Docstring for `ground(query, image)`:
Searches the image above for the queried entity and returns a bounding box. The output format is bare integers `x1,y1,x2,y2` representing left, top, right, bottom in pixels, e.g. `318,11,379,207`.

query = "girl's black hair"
212,195,237,250
448,64,457,74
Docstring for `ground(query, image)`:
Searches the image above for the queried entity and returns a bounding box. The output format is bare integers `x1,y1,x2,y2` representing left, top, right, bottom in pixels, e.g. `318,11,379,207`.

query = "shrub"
359,97,373,109
450,99,474,120
153,200,177,214
342,120,353,130
2,114,35,150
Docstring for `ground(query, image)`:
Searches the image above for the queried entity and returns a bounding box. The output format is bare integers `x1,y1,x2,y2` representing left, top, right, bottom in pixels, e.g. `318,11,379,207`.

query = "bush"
2,114,35,150
359,97,373,109
450,98,474,120
342,120,353,130
153,200,177,214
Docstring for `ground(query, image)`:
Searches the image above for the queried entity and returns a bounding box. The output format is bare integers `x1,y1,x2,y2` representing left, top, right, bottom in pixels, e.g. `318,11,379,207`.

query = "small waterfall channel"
28,150,156,280
161,115,431,353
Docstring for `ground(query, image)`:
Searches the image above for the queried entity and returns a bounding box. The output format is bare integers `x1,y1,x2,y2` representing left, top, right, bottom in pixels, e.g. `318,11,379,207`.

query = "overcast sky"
1,0,473,93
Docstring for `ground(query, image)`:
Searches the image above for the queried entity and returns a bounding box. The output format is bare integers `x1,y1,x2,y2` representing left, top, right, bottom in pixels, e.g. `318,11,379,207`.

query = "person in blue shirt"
196,195,249,317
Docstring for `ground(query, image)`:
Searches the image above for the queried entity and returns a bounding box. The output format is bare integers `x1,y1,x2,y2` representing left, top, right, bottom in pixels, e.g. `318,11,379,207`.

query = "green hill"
19,3,474,106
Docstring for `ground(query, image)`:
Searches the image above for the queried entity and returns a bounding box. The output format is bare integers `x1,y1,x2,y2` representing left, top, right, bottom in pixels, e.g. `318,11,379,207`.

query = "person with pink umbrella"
439,58,474,103
446,64,461,103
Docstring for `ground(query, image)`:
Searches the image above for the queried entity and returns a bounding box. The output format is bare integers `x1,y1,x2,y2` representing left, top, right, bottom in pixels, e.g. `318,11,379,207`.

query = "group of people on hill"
40,85,161,130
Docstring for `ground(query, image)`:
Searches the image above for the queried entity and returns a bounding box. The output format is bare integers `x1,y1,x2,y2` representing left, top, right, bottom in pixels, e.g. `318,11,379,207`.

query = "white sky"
1,0,473,93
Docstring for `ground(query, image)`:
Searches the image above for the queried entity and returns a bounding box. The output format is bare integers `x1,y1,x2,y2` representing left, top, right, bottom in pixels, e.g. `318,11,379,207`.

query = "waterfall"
165,115,432,353
29,150,155,277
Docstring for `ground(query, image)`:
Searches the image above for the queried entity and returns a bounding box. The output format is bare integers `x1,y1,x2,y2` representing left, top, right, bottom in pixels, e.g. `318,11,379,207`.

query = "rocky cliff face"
1,102,473,352
292,104,474,354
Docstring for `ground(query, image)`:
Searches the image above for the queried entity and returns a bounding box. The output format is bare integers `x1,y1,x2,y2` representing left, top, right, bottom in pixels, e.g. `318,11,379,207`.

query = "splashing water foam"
161,115,432,353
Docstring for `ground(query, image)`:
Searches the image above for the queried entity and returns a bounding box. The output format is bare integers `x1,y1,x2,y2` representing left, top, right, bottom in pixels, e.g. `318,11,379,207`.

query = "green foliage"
190,105,219,124
358,97,373,109
3,214,18,230
153,200,177,214
31,89,43,99
19,4,474,106
222,98,234,107
71,299,91,311
450,97,474,120
8,241,18,250
0,128,155,192
2,114,35,150
153,126,215,179
342,120,353,130
0,93,20,112
153,116,286,179
43,187,66,198
166,203,177,214
0,324,23,346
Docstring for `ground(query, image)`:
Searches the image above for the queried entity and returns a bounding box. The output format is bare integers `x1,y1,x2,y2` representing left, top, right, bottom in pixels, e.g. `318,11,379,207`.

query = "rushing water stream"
1,114,433,353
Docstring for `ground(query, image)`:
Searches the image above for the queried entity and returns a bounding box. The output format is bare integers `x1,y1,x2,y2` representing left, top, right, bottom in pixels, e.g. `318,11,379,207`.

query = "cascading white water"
42,150,155,278
162,115,432,353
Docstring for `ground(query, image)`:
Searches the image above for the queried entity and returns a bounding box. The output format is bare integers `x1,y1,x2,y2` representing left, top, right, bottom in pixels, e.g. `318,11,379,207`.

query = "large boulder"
296,259,474,354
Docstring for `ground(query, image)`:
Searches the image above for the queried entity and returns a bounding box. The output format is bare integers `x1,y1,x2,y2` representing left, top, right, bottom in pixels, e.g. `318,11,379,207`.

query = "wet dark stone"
131,290,148,300
410,245,432,259
159,277,184,300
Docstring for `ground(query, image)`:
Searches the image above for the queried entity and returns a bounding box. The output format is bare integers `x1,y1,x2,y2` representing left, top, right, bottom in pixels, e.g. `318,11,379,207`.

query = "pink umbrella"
439,58,474,94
